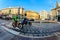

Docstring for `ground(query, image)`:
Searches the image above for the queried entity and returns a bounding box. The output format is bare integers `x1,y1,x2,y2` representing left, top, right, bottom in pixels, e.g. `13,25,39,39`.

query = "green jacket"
13,15,20,21
13,15,18,21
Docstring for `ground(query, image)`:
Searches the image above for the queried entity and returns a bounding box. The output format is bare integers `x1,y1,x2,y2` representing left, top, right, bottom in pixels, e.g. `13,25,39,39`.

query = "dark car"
45,18,50,20
29,19,34,21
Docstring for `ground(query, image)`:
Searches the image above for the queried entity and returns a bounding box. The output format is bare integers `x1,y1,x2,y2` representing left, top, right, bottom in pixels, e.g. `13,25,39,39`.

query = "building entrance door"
58,15,60,21
57,10,60,21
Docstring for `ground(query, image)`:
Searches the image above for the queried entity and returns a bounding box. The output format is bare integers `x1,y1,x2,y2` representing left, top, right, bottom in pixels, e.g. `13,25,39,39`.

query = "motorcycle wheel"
12,23,16,28
18,23,22,29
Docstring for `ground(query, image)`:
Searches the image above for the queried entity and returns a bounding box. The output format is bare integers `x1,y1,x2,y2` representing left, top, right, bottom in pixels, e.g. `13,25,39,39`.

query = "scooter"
12,21,22,29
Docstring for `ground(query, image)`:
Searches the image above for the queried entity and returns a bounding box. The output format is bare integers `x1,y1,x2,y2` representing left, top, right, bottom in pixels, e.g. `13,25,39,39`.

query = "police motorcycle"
12,20,22,29
12,18,32,29
21,18,32,27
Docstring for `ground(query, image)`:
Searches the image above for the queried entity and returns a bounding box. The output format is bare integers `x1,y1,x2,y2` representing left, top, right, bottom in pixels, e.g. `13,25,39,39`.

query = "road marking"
1,26,20,36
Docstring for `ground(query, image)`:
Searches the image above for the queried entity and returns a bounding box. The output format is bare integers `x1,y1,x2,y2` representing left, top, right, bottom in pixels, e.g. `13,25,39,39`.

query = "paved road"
0,19,21,40
0,19,55,36
0,25,58,40
0,19,60,40
0,26,15,40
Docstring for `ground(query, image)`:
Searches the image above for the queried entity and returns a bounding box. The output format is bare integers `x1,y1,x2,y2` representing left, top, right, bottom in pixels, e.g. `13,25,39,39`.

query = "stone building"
1,7,24,15
40,10,49,20
51,0,60,21
1,7,40,20
25,10,40,20
1,7,25,18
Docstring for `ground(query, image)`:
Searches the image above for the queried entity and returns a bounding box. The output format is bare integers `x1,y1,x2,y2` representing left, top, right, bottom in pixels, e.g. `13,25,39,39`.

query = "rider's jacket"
13,15,20,22
13,15,18,21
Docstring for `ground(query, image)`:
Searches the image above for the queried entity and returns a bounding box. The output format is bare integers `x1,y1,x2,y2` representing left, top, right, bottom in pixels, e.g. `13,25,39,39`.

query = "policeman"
13,15,18,27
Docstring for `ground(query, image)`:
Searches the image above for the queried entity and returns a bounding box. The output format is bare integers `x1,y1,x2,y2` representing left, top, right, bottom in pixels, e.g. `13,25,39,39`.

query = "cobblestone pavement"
0,25,58,40
2,20,60,37
0,19,60,40
0,25,17,40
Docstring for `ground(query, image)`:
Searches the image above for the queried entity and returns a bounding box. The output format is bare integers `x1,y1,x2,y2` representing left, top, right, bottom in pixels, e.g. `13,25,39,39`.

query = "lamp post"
9,9,11,14
18,7,20,20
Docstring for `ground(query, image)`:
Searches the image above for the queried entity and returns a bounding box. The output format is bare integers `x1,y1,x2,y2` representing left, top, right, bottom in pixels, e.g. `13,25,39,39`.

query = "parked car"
29,19,34,21
1,15,6,19
1,14,12,20
45,18,50,20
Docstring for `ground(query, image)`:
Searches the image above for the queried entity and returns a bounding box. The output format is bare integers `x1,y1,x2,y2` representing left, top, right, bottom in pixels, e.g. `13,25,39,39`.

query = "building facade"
40,10,49,20
1,7,24,15
1,7,40,20
25,10,40,20
51,0,60,21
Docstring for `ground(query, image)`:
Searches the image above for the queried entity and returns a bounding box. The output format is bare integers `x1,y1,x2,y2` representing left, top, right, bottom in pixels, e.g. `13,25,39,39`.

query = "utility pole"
9,9,11,16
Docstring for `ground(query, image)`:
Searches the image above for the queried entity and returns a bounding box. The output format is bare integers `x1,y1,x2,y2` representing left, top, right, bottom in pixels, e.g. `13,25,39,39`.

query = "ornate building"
51,0,60,21
40,10,49,20
1,7,25,19
1,7,40,20
1,7,24,15
25,10,40,20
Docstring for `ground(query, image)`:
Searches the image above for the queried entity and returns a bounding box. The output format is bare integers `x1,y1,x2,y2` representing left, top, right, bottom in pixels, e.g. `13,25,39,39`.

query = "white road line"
1,26,20,36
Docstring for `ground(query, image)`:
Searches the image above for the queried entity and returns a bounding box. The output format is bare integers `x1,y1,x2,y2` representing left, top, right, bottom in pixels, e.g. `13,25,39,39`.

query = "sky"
0,0,60,12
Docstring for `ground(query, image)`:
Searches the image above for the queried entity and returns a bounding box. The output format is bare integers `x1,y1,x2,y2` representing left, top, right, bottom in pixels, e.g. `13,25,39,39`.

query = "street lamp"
18,7,20,20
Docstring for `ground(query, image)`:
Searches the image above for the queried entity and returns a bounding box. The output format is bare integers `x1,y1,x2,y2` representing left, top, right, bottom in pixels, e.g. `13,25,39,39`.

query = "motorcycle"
21,18,32,27
12,19,32,29
12,21,22,29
